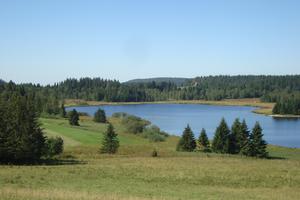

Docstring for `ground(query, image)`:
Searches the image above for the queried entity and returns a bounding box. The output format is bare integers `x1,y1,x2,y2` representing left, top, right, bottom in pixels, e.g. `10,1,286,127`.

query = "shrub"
68,109,80,126
120,114,150,134
94,108,106,123
142,125,168,142
152,149,158,157
44,137,64,158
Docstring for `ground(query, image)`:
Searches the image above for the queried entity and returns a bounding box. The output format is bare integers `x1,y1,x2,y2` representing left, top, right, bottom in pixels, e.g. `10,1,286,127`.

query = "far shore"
64,98,300,118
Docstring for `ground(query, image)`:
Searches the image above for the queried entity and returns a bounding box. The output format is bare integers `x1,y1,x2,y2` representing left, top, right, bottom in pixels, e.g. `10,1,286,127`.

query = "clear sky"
0,0,299,84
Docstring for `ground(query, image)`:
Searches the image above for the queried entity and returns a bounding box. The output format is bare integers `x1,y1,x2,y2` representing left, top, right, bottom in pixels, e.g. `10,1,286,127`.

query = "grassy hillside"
1,116,300,200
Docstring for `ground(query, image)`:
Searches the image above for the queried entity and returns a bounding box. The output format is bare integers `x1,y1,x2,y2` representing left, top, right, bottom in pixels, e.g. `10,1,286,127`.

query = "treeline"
1,75,300,115
272,93,300,115
190,75,300,101
177,118,268,158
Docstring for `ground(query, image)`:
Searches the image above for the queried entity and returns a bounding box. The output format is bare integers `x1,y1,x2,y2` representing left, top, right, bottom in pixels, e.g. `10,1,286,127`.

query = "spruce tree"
240,119,250,155
94,108,107,123
250,122,268,158
60,103,66,118
68,109,79,126
177,125,196,152
212,118,230,153
0,92,46,162
101,123,119,154
229,118,241,154
198,128,210,152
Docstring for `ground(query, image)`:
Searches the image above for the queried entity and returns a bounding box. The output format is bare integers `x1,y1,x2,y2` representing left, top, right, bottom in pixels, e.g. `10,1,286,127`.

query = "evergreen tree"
240,119,250,155
176,125,196,152
198,128,210,152
60,103,67,118
0,92,46,163
94,108,107,123
101,123,119,154
249,122,268,158
228,118,241,154
68,109,80,126
212,118,230,153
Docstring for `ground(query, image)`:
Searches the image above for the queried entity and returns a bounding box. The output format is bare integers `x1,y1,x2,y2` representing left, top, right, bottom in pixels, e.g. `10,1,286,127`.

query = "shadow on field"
267,156,286,160
0,156,87,166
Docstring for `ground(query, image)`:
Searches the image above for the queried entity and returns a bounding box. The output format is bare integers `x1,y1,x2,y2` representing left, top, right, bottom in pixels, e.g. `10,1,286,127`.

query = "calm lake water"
67,104,300,148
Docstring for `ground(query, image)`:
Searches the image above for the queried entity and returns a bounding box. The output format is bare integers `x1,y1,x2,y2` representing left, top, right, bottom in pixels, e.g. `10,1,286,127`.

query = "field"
1,117,300,200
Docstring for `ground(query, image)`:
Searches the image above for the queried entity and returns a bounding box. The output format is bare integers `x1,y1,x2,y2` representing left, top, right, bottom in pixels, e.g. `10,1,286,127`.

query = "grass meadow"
1,116,300,200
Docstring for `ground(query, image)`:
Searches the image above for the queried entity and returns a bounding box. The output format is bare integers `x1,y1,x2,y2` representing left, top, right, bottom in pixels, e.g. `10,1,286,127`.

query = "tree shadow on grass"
0,155,87,166
38,158,87,166
266,156,286,160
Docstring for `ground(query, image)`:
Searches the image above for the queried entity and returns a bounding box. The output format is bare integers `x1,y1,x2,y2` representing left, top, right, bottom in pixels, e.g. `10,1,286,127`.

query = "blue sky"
0,0,299,84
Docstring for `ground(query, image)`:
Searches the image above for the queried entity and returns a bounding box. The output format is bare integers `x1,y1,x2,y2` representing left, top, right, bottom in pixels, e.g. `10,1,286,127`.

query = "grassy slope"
1,117,300,200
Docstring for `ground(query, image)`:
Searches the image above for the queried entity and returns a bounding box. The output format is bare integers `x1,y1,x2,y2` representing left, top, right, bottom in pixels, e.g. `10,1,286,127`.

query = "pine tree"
68,109,79,126
250,122,268,158
60,103,67,118
94,108,107,123
228,118,241,154
212,118,230,153
198,128,210,152
177,125,196,152
101,123,119,154
240,119,250,155
0,92,46,163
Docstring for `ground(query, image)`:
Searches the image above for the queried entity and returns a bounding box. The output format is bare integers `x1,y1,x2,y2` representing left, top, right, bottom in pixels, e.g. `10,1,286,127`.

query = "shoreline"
64,98,300,118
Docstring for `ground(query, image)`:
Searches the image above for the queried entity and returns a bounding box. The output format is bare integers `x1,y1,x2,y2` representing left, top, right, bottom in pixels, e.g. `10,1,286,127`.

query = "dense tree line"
272,93,300,115
177,119,268,158
1,75,299,115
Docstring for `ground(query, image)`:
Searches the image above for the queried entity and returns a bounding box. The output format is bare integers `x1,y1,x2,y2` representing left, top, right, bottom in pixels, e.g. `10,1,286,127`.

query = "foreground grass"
1,117,300,200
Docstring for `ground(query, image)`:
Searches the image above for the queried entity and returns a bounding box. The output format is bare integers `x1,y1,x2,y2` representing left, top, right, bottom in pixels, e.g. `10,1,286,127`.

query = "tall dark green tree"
228,118,241,154
176,125,196,152
248,122,268,158
60,103,67,118
212,118,230,153
101,123,119,154
68,109,80,126
198,128,210,152
0,92,46,163
240,120,250,155
94,108,107,123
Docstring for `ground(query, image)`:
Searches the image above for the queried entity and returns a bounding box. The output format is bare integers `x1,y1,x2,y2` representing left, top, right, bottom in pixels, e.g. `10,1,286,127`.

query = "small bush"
94,108,106,123
142,125,168,142
152,149,158,157
78,112,89,116
120,114,150,134
68,109,80,126
44,137,64,158
112,112,128,118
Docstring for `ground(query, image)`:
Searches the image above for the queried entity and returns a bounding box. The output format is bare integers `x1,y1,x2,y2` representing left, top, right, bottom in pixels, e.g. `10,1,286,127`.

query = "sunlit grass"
1,117,300,200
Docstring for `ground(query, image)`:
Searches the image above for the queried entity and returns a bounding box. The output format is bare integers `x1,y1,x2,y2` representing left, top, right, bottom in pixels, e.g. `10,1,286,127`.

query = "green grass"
1,117,300,200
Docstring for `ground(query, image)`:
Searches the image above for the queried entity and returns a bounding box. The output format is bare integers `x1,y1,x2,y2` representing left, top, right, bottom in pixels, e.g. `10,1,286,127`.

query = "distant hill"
0,79,5,84
125,77,189,86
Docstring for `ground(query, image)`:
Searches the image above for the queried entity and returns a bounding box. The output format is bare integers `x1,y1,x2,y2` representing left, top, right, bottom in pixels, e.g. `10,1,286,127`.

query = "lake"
67,104,300,148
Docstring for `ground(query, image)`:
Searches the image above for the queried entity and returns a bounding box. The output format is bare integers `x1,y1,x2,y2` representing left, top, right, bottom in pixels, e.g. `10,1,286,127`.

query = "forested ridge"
0,75,299,115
